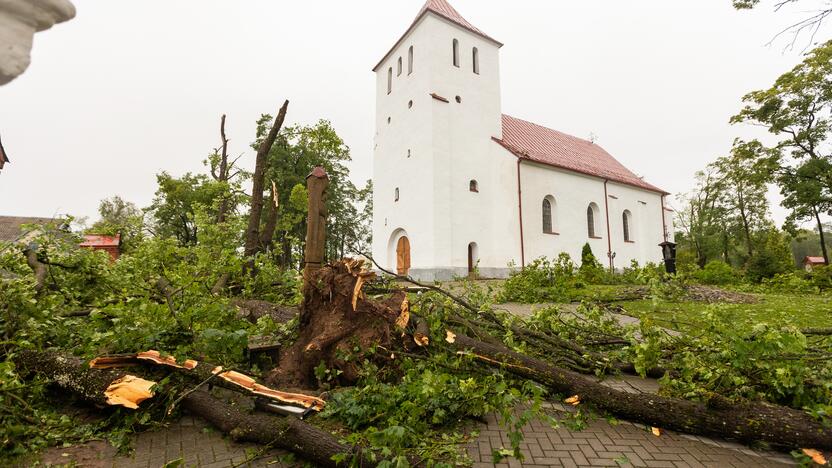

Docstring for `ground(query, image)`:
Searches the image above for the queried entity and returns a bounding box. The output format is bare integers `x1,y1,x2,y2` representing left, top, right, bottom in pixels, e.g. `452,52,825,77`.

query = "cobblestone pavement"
466,406,793,468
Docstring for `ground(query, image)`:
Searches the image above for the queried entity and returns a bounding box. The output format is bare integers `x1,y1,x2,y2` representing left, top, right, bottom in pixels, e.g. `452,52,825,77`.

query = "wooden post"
302,166,329,290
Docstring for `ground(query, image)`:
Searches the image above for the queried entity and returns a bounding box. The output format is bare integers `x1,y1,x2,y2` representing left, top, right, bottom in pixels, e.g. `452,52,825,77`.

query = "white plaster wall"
372,15,437,273
517,159,667,269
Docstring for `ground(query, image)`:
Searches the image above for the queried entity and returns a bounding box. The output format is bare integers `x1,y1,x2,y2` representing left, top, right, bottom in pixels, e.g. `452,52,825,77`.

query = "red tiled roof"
372,0,501,72
804,256,827,264
79,234,120,248
495,115,668,194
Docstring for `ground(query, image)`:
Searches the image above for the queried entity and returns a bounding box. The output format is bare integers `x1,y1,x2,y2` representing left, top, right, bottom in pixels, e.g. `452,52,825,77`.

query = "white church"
371,0,674,281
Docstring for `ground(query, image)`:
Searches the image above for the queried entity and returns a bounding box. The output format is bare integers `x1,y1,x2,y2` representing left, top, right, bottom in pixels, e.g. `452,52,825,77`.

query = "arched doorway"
467,242,479,276
396,237,411,275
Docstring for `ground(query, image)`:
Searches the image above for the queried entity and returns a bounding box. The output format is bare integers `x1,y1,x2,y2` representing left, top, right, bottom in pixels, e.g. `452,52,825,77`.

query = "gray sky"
1,0,829,227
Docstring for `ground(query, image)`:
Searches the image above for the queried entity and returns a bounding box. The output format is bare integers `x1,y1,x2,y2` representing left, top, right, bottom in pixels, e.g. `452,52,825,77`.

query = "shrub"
744,229,794,283
497,254,576,303
759,272,818,294
579,243,605,283
694,260,739,285
809,265,832,291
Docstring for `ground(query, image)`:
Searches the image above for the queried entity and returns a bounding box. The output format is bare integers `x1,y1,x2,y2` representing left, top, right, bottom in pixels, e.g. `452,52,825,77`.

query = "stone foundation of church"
382,267,513,282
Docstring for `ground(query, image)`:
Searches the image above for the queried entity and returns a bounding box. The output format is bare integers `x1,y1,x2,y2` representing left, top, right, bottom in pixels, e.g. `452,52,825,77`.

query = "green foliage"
497,255,578,303
579,243,605,283
87,196,145,253
810,265,832,291
745,228,795,282
694,261,739,285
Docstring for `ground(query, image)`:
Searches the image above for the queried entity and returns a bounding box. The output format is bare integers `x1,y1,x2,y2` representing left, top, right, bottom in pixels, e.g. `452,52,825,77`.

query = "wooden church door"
396,237,411,275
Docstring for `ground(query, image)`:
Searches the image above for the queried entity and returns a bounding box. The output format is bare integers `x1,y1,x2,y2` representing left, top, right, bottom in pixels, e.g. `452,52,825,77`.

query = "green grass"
617,293,832,332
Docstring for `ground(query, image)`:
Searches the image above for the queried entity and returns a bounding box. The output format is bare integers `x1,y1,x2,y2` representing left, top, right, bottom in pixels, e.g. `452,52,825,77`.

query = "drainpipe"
516,158,526,268
660,194,668,242
603,180,613,271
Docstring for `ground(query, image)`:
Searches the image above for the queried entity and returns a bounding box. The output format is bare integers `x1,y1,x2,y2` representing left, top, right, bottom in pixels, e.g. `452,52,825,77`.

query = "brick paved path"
38,389,793,467
466,405,792,468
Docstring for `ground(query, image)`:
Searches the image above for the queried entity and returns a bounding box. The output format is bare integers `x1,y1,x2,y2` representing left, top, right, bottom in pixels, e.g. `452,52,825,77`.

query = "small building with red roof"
371,0,673,281
79,234,121,261
803,256,827,272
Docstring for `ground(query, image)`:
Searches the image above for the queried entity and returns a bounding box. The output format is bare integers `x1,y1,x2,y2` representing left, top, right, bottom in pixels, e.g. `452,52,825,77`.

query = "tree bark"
23,247,47,292
300,167,329,327
447,331,832,450
215,114,231,224
259,181,280,253
815,207,829,265
244,100,289,260
182,390,372,467
17,350,373,467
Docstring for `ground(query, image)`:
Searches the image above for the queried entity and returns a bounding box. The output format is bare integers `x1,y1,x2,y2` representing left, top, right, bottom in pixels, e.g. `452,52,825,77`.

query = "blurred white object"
0,0,75,85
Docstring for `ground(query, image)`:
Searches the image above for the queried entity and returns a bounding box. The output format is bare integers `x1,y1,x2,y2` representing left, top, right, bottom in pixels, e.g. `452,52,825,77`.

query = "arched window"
472,47,480,74
387,67,392,94
408,46,414,74
469,180,479,192
542,196,557,234
623,210,633,242
394,187,400,202
587,203,600,238
397,57,402,76
452,39,460,67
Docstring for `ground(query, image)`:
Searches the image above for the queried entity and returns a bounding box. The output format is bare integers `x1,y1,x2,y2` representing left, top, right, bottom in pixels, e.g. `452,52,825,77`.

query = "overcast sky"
1,0,829,227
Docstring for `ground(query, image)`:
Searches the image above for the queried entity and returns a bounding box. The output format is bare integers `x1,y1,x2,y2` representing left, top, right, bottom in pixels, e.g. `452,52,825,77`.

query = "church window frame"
623,210,634,243
543,195,558,234
397,57,403,76
587,203,601,239
408,46,414,74
473,47,480,74
395,187,400,202
469,180,479,193
387,67,392,94
452,39,460,67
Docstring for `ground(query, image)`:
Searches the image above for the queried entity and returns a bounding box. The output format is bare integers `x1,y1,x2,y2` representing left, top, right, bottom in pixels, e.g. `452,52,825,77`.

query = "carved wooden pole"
302,167,329,291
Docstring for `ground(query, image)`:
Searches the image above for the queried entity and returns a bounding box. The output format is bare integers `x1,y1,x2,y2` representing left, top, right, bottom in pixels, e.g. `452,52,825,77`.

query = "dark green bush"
694,260,739,285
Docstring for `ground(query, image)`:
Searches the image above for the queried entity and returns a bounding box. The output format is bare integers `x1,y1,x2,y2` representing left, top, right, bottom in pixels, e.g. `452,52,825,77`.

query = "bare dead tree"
244,101,289,263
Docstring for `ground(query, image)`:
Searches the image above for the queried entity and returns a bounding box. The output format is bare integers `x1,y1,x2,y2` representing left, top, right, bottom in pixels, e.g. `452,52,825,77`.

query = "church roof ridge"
372,0,501,72
497,114,669,195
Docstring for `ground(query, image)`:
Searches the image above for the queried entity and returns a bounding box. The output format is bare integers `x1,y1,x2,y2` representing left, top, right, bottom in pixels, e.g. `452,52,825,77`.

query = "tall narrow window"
394,188,400,202
408,46,414,74
387,67,392,94
623,210,633,242
472,47,480,74
397,57,402,76
543,199,552,234
587,203,600,238
452,39,460,67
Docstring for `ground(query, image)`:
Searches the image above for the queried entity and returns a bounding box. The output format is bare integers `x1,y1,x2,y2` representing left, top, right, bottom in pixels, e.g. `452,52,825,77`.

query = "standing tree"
710,140,775,260
732,40,832,264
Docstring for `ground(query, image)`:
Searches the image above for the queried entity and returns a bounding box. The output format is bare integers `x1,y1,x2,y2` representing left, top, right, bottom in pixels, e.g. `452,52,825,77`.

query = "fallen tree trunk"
447,331,832,450
16,350,372,467
182,390,372,467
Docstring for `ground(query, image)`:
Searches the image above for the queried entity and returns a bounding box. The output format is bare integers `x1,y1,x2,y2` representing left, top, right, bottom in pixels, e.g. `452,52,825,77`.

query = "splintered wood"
104,375,155,409
90,350,326,411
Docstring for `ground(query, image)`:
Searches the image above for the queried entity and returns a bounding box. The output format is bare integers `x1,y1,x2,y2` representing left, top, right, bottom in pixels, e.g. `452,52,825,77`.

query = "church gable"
495,115,667,194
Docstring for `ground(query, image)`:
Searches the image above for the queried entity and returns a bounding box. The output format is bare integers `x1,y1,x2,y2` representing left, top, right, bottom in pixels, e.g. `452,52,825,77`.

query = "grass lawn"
616,293,832,332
